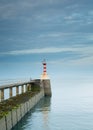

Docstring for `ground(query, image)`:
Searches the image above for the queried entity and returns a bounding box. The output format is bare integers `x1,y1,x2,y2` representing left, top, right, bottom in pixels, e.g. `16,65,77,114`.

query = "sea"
11,78,93,130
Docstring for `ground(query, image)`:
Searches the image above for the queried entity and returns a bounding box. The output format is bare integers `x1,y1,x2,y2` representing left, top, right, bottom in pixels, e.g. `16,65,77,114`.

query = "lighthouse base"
41,79,52,97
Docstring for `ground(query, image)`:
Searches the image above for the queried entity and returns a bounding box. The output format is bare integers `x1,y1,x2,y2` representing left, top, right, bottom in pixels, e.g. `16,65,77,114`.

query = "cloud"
0,1,38,19
0,0,62,19
69,55,93,66
0,47,73,55
1,45,92,67
0,45,93,56
48,54,93,67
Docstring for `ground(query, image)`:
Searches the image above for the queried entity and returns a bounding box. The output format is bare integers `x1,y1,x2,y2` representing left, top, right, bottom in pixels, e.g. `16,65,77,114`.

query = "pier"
0,79,51,130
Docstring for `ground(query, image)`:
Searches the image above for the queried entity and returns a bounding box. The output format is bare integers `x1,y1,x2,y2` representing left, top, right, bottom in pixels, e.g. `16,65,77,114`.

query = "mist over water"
12,79,93,130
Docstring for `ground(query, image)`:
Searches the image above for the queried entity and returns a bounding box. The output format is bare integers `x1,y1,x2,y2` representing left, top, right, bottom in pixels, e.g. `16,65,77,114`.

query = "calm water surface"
12,81,93,130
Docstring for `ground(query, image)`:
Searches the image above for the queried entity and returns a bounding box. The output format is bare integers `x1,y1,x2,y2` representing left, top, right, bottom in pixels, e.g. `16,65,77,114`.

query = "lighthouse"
41,60,52,96
41,59,49,80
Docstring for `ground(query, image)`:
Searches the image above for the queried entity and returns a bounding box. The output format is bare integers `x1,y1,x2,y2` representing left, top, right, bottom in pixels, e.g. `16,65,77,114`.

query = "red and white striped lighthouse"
43,60,47,74
41,59,49,80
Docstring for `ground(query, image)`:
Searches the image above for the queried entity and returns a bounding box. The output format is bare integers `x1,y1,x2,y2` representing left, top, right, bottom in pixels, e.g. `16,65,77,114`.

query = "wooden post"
1,89,4,101
16,86,19,95
27,84,29,91
25,84,29,92
0,90,1,102
21,85,24,93
25,84,31,92
28,84,31,91
9,87,13,98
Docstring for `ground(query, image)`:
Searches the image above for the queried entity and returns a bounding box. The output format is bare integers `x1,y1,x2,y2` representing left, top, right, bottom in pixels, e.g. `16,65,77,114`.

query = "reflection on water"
12,97,51,130
41,97,51,130
12,84,93,130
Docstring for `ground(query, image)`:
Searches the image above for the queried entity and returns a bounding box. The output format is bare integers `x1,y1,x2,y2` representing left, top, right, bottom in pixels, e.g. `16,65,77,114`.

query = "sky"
0,0,93,85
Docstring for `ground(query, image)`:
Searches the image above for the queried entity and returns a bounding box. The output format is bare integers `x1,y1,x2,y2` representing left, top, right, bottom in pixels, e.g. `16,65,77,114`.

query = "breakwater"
0,79,52,130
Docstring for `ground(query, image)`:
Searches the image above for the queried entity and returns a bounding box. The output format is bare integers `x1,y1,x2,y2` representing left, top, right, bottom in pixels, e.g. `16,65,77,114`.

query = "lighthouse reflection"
35,97,51,114
34,96,51,109
42,97,51,130
34,97,51,130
